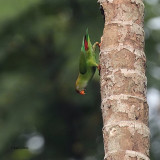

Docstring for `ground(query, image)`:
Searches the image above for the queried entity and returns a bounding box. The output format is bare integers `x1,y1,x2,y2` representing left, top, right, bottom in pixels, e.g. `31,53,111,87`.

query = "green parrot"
75,29,100,95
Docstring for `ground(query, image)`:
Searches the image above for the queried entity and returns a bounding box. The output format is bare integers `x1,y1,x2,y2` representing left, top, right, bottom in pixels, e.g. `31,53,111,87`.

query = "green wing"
79,37,87,74
79,51,87,74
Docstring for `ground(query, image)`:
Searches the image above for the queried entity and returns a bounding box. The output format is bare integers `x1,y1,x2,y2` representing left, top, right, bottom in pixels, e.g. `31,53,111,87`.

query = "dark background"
0,0,159,160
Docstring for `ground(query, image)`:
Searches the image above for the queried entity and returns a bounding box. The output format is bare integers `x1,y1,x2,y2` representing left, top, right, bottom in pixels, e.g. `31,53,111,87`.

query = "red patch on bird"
84,36,88,51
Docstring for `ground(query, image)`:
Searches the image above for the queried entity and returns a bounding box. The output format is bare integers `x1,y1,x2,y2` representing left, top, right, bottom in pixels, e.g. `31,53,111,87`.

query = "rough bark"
98,0,150,159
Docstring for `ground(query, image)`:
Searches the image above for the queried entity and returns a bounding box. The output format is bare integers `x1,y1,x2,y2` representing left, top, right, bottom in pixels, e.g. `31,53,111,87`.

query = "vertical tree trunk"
98,0,150,159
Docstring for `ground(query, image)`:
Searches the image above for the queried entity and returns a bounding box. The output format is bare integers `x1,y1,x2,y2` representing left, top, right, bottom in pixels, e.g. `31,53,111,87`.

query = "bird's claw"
93,42,101,51
98,43,101,48
97,64,101,75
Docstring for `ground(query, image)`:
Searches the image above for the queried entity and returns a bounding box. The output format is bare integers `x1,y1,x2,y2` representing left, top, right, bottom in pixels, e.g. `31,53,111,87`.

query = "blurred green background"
0,0,160,160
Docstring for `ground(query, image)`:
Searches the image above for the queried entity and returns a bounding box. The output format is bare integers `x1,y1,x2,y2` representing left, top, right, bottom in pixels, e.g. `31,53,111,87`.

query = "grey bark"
98,0,150,159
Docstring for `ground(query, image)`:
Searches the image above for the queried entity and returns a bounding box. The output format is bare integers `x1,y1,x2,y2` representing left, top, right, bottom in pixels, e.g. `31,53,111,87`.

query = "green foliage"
0,0,159,160
0,0,103,160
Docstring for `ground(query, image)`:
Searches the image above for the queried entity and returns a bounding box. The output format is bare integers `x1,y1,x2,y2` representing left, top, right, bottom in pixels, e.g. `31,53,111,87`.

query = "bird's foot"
93,42,101,51
97,64,101,75
98,42,101,48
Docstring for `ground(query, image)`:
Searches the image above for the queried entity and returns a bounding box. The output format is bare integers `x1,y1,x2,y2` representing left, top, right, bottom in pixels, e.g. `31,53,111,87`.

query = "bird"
75,29,100,95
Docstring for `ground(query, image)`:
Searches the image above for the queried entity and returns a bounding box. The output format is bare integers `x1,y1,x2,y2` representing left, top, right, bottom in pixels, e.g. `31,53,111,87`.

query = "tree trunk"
98,0,150,159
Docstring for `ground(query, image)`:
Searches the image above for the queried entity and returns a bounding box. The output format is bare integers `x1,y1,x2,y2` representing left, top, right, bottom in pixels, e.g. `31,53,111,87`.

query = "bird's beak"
79,90,85,95
75,89,86,95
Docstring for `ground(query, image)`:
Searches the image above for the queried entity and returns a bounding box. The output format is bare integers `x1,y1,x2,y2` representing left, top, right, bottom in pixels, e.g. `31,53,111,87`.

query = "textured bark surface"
98,0,150,159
